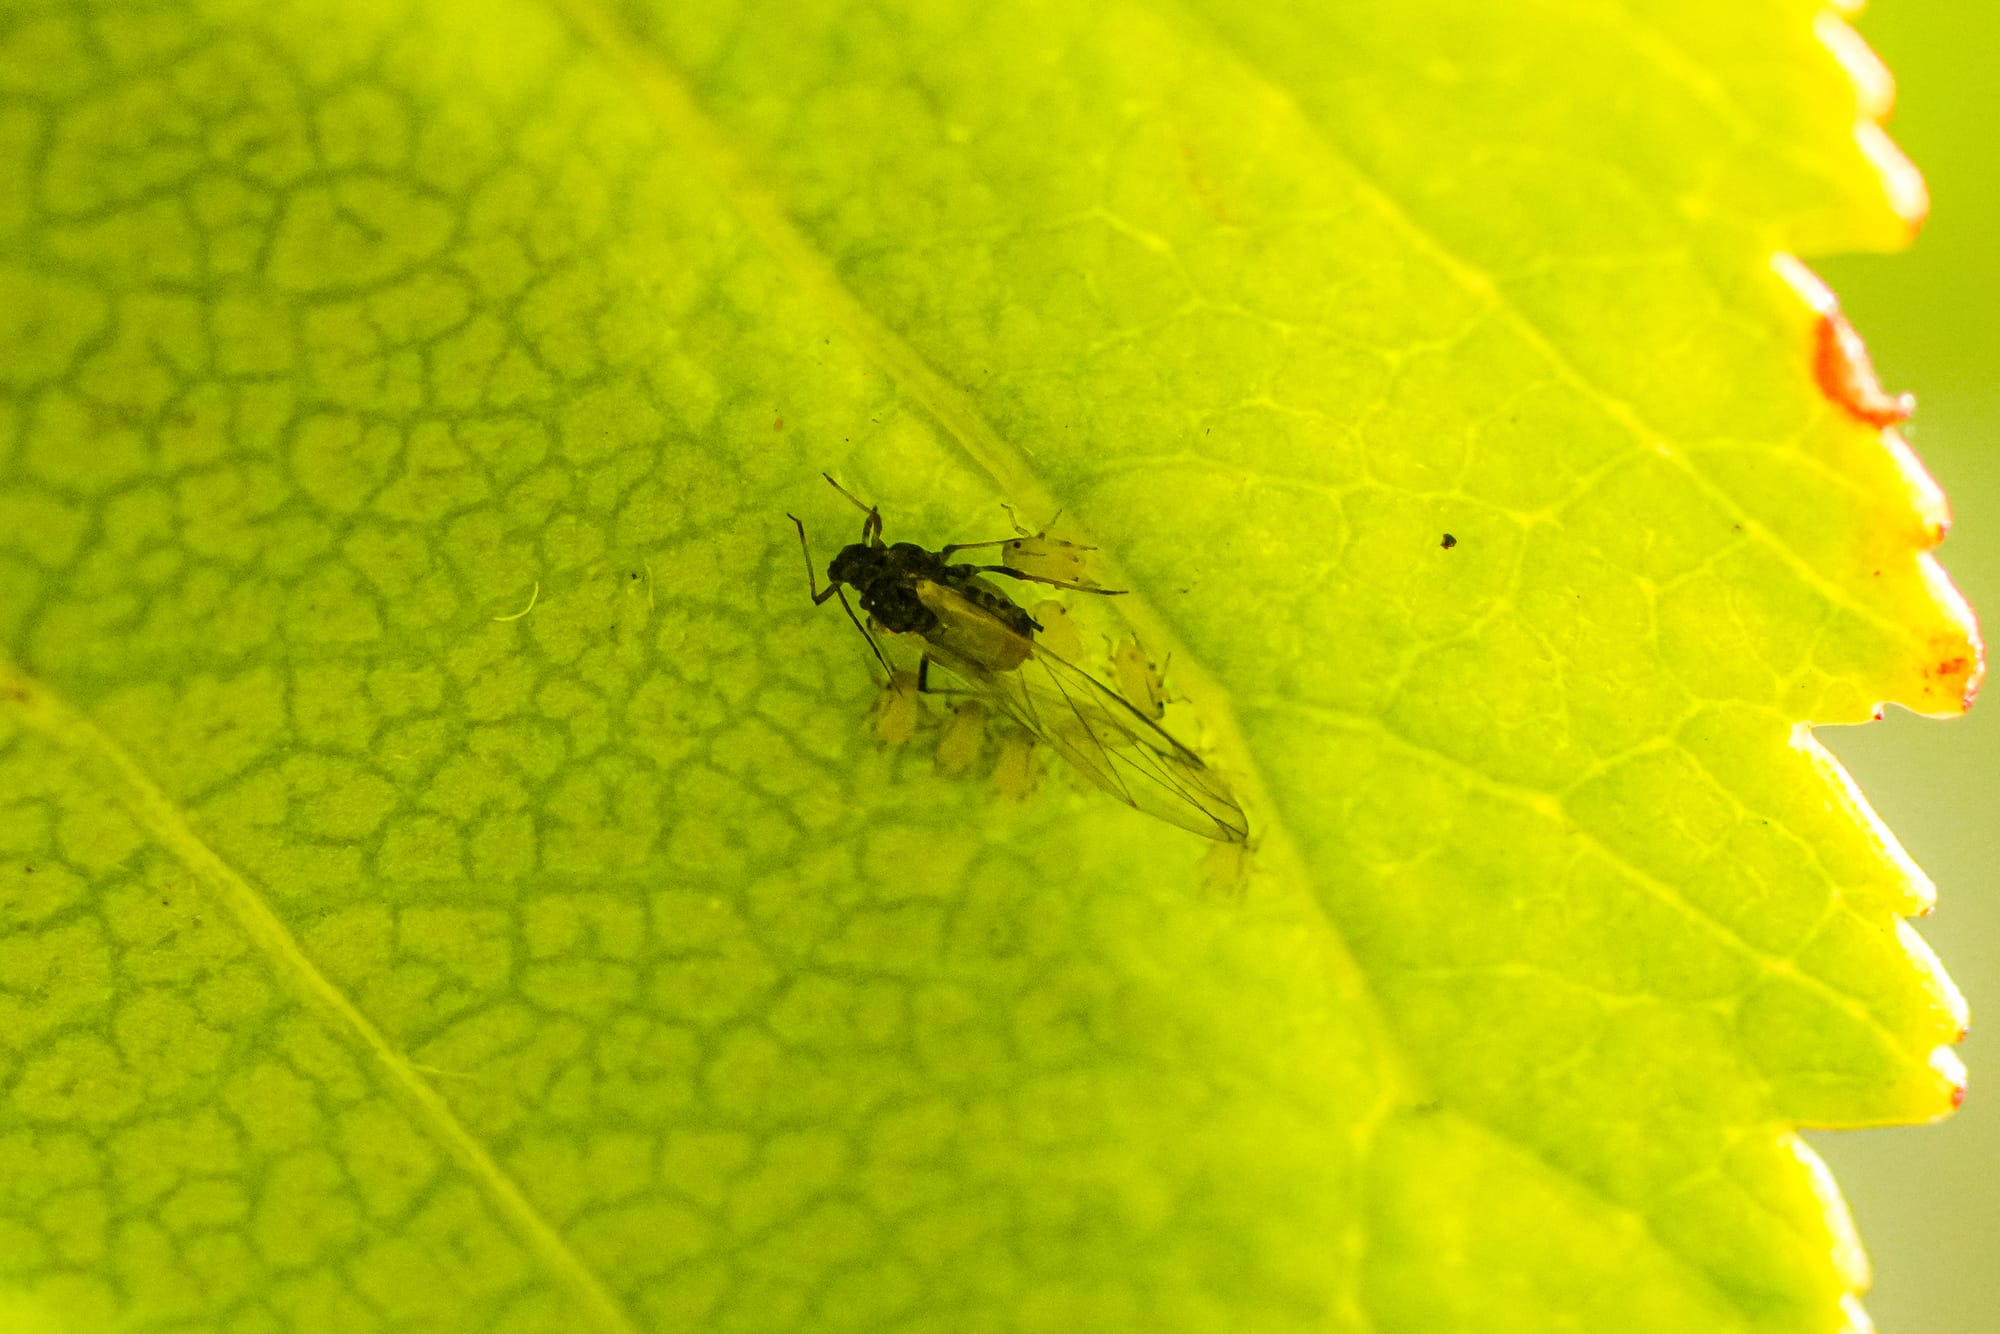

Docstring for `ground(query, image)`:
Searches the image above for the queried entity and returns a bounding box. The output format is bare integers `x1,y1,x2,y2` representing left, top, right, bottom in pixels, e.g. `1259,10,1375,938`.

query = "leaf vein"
0,663,643,1334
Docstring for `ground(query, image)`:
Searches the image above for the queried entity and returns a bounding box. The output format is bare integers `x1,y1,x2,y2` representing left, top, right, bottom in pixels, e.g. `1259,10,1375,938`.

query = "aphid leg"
937,536,1016,559
964,564,1128,595
834,587,895,678
939,530,1089,563
913,654,985,697
941,503,1076,560
787,514,842,606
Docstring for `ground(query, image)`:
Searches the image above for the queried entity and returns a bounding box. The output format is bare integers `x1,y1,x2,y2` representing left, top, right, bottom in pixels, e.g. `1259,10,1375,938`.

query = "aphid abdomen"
913,580,1035,671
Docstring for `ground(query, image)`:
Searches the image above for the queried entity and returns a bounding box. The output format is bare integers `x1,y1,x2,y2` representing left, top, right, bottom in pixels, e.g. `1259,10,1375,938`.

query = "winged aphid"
788,475,1248,844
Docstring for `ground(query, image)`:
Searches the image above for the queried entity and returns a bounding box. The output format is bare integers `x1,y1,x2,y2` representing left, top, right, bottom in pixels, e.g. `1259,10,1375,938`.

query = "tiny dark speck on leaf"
1440,533,1457,549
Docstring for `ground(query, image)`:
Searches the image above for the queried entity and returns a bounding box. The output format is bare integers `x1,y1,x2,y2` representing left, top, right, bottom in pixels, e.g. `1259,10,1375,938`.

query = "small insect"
935,699,988,775
1108,634,1168,720
1031,599,1084,662
963,505,1122,591
874,668,922,747
789,476,1248,844
992,729,1039,802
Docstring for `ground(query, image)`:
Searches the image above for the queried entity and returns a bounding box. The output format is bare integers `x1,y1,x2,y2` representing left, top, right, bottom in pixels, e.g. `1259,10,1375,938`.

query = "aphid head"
826,541,887,590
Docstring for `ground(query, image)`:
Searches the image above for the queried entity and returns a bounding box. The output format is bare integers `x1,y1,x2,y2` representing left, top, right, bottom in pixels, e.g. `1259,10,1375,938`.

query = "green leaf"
0,1,1979,1331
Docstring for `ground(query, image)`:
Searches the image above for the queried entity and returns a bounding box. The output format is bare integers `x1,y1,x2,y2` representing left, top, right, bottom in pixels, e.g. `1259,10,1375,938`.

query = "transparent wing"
924,638,1249,845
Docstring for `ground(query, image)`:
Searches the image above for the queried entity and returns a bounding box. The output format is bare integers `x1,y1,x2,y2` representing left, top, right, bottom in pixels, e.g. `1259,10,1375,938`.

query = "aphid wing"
920,643,1176,830
903,584,1247,844
1022,646,1248,843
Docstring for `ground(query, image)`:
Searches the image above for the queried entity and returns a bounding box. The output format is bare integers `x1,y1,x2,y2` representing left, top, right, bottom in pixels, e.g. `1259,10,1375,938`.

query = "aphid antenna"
999,500,1066,536
819,472,884,542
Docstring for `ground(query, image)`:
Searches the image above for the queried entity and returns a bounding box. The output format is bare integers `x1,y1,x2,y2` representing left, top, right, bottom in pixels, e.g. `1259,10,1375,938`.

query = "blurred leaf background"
1810,4,1999,1331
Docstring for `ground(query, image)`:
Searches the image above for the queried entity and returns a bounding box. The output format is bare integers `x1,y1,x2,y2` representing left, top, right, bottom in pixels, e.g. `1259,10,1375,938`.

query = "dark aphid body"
788,475,1249,845
827,537,1040,653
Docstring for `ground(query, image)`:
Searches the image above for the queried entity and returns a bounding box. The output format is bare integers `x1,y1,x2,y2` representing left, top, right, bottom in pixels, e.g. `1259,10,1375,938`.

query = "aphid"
789,476,1248,844
1201,837,1253,898
935,699,987,775
874,669,922,747
1031,599,1084,662
1108,634,1168,720
992,729,1038,801
947,504,1123,592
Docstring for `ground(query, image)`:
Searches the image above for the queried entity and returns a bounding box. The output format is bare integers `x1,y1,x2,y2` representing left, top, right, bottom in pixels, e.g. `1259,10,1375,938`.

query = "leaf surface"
0,1,1979,1331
